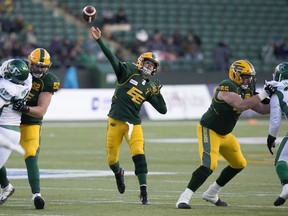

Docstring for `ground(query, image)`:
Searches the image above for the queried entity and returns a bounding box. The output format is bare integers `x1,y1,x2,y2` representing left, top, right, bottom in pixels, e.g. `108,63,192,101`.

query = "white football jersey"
0,74,32,126
269,79,288,137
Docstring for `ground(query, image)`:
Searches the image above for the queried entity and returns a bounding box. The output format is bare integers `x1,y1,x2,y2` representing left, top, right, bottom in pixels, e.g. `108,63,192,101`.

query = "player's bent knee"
23,148,37,159
239,159,247,168
107,157,118,165
232,159,247,169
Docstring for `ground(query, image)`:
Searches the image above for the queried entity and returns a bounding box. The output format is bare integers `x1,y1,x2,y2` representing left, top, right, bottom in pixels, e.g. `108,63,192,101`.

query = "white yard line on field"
146,137,283,145
42,119,271,128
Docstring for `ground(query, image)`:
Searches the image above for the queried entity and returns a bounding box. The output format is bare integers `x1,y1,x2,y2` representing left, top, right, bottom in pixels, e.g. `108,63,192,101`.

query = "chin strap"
133,62,153,76
141,67,152,75
240,84,248,89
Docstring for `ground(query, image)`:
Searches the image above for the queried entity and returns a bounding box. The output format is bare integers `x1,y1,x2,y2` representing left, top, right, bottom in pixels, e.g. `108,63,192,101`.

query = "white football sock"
279,184,288,199
176,188,193,206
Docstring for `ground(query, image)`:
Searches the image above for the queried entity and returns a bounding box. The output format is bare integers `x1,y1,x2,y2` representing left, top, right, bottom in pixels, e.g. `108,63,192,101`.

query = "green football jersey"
97,39,167,124
21,72,60,125
200,79,254,135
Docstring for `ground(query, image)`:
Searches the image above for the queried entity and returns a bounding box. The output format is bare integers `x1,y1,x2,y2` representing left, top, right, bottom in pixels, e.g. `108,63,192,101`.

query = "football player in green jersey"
176,60,275,209
90,26,167,205
10,48,59,209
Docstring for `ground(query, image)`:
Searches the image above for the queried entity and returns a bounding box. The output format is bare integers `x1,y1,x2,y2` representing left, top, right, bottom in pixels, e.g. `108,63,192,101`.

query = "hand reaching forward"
264,84,275,97
267,134,276,155
150,79,162,95
90,26,101,40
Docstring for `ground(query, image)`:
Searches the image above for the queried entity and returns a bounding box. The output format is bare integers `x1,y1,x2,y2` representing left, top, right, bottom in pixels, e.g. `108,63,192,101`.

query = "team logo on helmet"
4,59,29,84
273,62,288,81
229,60,255,86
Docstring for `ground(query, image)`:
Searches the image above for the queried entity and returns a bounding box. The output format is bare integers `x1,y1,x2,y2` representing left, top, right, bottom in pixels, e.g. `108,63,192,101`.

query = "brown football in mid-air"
82,6,96,23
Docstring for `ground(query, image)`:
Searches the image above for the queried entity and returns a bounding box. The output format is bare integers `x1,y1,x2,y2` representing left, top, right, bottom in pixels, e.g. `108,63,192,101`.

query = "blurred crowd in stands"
0,4,203,69
1,0,288,73
261,38,288,63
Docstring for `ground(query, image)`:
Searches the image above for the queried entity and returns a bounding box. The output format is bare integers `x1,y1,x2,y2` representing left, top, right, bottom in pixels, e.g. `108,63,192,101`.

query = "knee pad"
132,154,148,175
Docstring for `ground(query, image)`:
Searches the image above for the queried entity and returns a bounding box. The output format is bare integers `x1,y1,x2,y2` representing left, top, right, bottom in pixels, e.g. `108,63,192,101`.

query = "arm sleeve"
269,94,282,137
97,38,122,76
148,94,167,114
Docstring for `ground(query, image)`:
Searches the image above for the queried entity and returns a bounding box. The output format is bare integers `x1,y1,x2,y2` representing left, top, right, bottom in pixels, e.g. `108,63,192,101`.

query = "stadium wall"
44,84,266,121
54,67,273,88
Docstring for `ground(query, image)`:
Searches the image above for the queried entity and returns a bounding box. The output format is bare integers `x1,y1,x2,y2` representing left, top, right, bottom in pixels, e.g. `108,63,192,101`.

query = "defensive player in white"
266,62,288,206
0,59,32,205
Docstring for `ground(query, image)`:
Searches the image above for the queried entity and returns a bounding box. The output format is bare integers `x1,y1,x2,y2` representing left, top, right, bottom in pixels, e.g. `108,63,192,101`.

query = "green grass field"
1,119,288,216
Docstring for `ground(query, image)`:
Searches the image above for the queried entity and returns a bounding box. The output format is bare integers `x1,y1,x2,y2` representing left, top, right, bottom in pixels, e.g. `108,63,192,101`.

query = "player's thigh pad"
125,124,144,156
106,118,127,165
20,124,41,158
220,133,247,169
197,124,220,171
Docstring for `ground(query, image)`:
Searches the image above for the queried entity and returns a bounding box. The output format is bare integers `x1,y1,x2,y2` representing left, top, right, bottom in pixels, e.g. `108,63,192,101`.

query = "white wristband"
258,91,268,101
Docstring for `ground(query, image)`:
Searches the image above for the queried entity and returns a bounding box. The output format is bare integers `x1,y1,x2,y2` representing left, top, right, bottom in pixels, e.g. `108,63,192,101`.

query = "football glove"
150,79,162,95
267,134,276,155
264,84,275,97
261,97,270,104
258,83,275,101
13,99,30,113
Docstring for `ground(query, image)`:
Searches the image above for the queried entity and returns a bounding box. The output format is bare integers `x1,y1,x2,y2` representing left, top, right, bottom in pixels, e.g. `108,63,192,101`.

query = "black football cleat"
139,193,149,205
115,168,125,194
214,198,228,206
32,193,45,209
274,197,286,206
177,202,191,209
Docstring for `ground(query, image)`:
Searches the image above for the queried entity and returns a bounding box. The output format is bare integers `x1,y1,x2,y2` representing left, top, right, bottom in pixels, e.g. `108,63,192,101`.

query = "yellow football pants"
20,124,41,159
106,117,144,165
197,123,247,171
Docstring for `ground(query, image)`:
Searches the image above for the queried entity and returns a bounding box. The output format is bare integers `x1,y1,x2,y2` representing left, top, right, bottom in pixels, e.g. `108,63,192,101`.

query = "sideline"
7,168,176,180
42,119,271,128
146,137,282,145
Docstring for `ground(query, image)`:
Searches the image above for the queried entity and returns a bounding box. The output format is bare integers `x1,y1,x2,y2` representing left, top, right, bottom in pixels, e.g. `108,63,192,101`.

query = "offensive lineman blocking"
176,60,275,209
0,48,60,209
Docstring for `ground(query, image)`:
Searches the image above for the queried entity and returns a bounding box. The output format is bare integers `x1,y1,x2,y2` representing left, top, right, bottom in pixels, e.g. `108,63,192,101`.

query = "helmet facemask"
240,74,253,89
29,63,50,78
141,60,157,76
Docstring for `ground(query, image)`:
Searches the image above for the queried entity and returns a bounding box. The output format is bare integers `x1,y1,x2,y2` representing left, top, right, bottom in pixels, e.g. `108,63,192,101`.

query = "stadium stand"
2,0,288,84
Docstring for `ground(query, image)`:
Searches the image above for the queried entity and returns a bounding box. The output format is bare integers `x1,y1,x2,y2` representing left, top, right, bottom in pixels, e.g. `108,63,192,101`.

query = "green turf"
1,119,288,215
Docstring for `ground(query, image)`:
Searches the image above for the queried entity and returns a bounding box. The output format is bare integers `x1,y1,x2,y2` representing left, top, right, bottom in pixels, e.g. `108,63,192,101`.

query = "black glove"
267,134,276,155
261,97,270,104
150,79,162,95
13,99,30,113
264,84,275,97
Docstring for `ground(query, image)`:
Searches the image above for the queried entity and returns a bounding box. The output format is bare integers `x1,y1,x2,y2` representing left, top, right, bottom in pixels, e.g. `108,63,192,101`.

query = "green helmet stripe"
40,48,45,63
